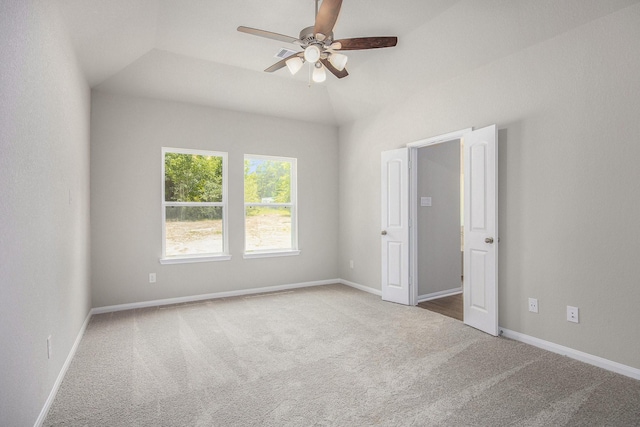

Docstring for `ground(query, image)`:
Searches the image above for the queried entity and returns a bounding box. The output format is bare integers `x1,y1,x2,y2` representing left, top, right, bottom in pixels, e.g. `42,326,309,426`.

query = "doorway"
381,125,498,335
414,139,464,321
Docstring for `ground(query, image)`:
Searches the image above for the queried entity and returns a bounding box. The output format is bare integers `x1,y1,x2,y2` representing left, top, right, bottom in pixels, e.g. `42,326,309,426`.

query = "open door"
463,125,498,336
381,148,410,305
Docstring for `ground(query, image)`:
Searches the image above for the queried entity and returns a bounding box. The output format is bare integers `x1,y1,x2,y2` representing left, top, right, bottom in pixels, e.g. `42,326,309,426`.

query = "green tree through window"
244,159,290,204
162,148,228,260
244,155,297,253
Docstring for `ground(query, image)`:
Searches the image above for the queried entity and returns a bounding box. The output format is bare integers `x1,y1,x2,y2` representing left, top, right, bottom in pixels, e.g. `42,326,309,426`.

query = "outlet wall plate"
567,306,579,323
149,273,156,283
528,298,538,313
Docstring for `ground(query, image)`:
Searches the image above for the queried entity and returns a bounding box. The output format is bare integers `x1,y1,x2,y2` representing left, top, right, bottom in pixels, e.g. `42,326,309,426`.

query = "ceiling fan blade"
320,58,348,79
332,36,398,51
314,0,342,39
237,26,302,45
264,53,302,73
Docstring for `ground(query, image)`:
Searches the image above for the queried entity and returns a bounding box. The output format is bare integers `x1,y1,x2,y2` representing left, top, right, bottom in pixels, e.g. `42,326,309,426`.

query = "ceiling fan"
237,0,397,83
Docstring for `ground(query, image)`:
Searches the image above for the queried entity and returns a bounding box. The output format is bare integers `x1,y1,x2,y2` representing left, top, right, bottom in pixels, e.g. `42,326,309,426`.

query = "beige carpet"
44,284,640,426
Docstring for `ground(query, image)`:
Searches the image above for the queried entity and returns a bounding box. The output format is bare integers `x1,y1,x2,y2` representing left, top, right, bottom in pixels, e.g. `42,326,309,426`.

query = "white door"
381,148,410,305
463,125,498,336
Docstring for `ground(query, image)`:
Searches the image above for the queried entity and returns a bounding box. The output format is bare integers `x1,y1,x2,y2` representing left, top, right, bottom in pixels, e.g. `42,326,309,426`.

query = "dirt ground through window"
165,214,291,256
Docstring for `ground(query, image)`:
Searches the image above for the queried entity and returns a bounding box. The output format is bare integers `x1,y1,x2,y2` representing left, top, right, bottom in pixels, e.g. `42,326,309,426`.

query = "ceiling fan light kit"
328,52,347,71
304,45,321,63
285,56,304,75
312,62,327,83
237,0,398,83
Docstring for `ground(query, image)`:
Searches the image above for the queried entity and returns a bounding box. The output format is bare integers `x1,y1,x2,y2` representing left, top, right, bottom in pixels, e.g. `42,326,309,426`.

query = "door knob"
485,237,494,244
381,230,387,236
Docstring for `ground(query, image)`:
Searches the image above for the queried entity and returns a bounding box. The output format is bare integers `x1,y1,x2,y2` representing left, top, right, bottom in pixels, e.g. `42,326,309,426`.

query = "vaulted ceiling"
54,0,638,126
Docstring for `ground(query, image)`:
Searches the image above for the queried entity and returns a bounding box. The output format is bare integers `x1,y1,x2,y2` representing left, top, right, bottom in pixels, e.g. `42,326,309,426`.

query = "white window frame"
160,147,230,264
243,154,299,259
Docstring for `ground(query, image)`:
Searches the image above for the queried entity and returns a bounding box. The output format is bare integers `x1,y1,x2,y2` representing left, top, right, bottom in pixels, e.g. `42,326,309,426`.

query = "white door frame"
407,128,472,306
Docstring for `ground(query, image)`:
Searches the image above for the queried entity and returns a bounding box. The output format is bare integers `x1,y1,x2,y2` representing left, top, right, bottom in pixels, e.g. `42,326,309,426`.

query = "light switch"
421,197,432,207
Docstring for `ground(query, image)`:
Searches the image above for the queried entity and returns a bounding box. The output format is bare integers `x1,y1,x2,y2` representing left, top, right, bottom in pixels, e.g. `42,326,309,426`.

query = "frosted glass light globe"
304,45,321,64
285,56,304,75
312,63,326,83
329,53,348,71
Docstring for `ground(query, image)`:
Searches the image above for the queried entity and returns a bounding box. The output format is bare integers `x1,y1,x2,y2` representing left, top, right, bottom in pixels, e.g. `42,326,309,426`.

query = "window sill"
159,254,232,265
243,250,301,259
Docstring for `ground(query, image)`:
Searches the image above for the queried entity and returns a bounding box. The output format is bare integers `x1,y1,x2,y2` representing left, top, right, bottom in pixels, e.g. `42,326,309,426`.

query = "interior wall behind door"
417,141,461,297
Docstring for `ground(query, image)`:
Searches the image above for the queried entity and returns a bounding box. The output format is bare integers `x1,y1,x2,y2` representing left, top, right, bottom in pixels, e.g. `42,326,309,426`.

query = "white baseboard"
91,279,339,314
499,327,640,381
339,279,382,296
34,311,92,427
417,287,462,303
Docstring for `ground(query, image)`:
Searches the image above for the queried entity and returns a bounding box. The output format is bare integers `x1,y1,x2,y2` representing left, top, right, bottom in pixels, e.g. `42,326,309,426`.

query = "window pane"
165,206,223,256
245,206,292,251
165,153,223,202
244,159,291,203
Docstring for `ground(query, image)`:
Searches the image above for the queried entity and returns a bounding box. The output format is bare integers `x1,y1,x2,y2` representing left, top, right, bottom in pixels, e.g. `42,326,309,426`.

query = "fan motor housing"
299,26,333,46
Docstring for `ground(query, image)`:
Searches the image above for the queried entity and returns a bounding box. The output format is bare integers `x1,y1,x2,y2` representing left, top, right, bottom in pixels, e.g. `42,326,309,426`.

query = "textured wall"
0,1,91,425
90,92,339,307
338,4,640,369
417,142,461,297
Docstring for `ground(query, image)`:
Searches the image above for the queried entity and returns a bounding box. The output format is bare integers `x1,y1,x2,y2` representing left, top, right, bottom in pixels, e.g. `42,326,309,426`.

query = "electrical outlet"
349,260,354,269
528,298,538,313
567,306,579,323
47,335,52,359
149,273,156,283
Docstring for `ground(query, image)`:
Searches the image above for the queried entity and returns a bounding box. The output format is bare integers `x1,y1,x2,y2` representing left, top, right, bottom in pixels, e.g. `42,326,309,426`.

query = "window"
161,148,229,263
244,155,298,257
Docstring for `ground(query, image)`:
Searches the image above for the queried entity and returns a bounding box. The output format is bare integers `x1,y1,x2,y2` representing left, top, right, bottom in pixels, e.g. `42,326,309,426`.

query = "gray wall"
339,4,640,369
417,142,461,297
0,1,91,426
90,92,339,307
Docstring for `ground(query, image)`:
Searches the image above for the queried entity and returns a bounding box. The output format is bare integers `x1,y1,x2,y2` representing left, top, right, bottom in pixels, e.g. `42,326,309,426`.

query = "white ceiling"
54,0,639,126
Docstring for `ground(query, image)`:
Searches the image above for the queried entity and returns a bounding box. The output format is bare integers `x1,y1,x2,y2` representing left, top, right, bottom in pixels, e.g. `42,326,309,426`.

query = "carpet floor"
44,284,640,426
